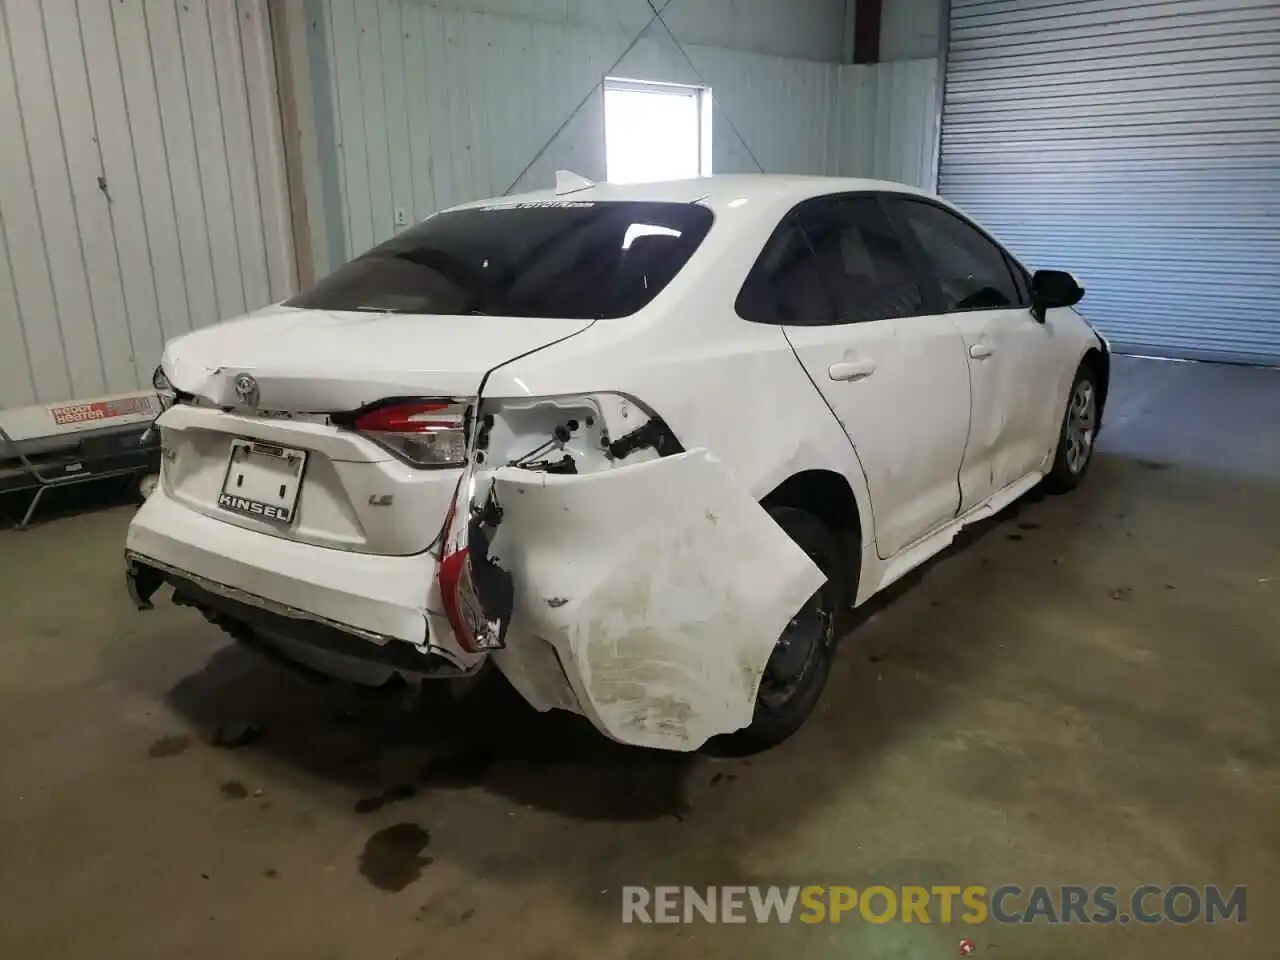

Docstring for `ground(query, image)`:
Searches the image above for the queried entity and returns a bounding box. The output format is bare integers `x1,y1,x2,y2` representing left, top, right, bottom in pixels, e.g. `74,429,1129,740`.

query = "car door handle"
969,343,995,360
829,359,877,382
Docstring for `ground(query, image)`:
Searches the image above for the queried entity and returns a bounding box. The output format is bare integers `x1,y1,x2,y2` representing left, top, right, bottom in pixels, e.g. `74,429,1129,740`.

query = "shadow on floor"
158,468,1083,836
0,474,142,530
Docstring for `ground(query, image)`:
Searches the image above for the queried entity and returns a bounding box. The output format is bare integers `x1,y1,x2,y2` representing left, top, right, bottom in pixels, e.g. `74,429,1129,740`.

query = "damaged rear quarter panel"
486,450,826,752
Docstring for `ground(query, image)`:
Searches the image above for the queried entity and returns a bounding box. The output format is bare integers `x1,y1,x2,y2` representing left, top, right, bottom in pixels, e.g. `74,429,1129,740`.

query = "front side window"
888,198,1022,312
1005,251,1031,304
795,197,925,324
286,201,714,320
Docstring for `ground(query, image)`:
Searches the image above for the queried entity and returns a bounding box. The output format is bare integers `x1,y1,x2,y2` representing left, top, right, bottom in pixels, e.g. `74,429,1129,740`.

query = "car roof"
447,173,936,213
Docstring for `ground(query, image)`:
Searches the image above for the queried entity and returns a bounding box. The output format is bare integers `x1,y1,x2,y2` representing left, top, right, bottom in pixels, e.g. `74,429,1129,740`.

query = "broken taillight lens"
437,495,509,653
439,547,496,653
349,399,468,467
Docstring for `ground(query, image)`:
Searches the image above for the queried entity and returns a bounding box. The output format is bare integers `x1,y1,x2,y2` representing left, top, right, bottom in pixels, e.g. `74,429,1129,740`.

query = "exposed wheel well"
762,469,863,618
761,469,861,541
1082,345,1110,430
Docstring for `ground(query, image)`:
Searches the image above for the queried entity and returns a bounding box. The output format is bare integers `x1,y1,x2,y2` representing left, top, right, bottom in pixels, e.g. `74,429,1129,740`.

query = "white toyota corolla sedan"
127,173,1109,752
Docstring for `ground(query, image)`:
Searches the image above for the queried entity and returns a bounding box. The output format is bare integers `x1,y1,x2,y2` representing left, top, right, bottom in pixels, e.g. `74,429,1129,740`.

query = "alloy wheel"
1065,379,1097,475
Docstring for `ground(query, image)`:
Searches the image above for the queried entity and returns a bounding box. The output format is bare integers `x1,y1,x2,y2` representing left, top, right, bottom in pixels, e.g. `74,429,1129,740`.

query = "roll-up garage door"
938,0,1280,364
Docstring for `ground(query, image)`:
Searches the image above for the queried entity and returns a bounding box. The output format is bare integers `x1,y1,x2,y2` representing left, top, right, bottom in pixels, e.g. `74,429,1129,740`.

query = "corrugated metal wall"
841,58,940,191
0,0,294,411
401,0,851,62
882,0,946,60
939,0,1280,364
312,0,941,263
313,0,844,260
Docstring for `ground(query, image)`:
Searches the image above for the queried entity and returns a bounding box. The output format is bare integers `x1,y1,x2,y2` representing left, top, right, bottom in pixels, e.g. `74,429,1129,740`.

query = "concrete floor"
1,356,1278,960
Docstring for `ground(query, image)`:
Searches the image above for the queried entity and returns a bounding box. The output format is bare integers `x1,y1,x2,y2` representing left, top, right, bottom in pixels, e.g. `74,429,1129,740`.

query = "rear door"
886,196,1060,510
742,195,972,559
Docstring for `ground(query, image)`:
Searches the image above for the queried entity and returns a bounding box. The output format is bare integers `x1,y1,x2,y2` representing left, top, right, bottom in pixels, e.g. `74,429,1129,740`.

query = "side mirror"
1030,269,1084,323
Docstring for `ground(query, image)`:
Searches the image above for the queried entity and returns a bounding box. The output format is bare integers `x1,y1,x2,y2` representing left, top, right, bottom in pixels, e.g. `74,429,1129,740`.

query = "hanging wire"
642,0,766,174
502,0,679,195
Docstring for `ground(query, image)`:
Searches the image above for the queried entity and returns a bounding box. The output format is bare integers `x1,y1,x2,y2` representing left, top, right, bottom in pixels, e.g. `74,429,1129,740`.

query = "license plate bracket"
218,439,308,524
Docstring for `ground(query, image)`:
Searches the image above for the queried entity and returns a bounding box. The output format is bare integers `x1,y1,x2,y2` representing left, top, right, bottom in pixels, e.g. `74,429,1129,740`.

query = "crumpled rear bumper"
127,486,439,646
126,450,826,751
478,450,825,751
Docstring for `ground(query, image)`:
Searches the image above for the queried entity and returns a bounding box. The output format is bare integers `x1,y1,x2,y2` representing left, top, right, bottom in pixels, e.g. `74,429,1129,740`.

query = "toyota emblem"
233,373,259,407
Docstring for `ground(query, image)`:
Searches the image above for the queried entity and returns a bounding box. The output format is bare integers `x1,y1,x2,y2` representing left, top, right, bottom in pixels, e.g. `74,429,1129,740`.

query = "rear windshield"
287,200,714,319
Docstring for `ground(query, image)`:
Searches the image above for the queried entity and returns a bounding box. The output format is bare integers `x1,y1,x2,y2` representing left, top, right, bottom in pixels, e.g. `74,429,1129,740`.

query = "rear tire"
134,472,160,505
735,506,841,751
1044,363,1099,493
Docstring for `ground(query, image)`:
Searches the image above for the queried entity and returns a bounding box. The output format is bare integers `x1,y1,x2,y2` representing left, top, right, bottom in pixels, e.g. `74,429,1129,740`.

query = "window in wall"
604,78,712,184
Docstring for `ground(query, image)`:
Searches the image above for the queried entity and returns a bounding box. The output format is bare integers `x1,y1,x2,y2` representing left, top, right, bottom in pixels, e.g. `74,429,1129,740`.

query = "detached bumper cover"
484,450,826,752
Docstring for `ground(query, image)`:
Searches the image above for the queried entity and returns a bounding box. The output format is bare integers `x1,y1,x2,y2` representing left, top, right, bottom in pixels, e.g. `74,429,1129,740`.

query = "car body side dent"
481,315,880,602
483,450,826,752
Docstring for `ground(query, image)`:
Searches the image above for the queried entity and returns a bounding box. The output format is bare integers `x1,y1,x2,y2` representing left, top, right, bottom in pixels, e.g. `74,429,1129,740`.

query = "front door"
886,196,1058,510
760,195,972,559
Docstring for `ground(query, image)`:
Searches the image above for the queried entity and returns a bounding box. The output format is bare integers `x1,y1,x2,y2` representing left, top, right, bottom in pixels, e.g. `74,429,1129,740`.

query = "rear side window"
795,197,924,324
888,198,1022,311
736,196,926,327
286,201,714,319
736,217,835,325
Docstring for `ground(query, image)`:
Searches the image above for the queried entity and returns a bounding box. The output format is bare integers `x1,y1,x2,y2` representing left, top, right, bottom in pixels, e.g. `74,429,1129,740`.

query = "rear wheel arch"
761,469,861,541
738,504,838,750
760,469,863,614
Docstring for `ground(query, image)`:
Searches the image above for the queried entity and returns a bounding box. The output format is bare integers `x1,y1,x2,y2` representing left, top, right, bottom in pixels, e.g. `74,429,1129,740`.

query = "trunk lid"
156,305,594,555
163,304,595,411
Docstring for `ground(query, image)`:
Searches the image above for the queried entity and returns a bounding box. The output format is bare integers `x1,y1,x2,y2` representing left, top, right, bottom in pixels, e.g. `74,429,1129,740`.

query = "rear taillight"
437,493,509,653
151,365,177,409
438,546,490,653
349,399,468,467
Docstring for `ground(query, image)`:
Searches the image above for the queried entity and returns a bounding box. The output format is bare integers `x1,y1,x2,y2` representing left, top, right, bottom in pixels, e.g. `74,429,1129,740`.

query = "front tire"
1045,363,1100,493
736,507,841,750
